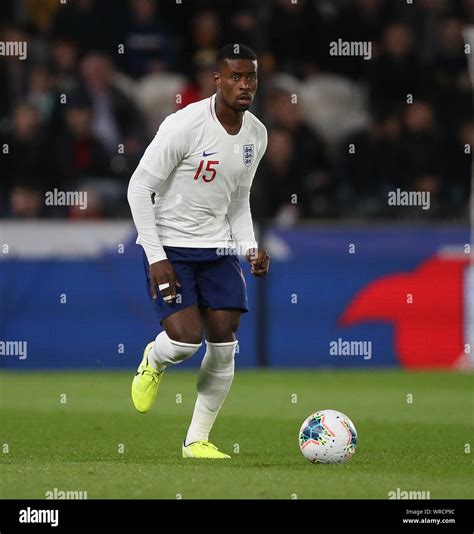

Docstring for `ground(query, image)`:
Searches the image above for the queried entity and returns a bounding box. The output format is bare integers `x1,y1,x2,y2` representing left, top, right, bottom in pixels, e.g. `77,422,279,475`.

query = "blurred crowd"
0,0,472,222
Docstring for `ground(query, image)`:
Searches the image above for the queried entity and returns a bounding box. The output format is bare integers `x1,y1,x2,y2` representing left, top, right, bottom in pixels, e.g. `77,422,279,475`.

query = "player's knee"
206,330,237,344
168,338,202,364
165,325,203,345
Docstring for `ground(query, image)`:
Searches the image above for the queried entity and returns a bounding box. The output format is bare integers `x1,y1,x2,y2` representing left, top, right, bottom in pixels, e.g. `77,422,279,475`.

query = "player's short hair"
215,44,257,71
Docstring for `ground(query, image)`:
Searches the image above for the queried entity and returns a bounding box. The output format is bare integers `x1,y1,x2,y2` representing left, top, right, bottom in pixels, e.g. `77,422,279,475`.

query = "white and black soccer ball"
298,409,358,464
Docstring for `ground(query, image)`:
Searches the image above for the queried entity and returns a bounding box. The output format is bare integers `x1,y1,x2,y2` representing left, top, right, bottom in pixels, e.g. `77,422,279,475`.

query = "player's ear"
213,71,220,88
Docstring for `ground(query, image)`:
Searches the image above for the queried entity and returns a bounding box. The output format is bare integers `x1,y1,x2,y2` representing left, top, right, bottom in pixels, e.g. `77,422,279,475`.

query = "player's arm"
127,117,189,301
227,127,269,277
227,185,270,277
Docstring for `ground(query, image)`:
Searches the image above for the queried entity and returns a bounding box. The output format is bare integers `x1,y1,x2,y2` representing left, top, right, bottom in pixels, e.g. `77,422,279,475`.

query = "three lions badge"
243,144,254,167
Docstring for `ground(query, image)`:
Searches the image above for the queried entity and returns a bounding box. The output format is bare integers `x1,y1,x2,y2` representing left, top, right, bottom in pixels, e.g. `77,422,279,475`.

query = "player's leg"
132,307,203,413
183,309,240,453
132,250,203,413
182,251,247,458
147,306,203,372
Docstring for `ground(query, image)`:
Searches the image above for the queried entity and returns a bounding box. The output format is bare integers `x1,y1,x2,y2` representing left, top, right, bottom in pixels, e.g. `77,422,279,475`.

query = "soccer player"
127,44,269,459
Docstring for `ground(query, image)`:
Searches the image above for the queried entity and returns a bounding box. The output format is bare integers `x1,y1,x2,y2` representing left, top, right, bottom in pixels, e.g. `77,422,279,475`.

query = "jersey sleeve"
127,114,193,265
139,113,192,180
227,185,258,253
127,163,168,264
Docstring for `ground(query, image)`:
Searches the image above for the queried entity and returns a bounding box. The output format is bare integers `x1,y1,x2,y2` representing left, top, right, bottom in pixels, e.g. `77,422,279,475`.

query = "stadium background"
1,0,472,370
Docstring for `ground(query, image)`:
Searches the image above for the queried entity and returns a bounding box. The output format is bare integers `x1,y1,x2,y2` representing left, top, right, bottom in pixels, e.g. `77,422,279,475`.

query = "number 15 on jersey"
193,160,219,182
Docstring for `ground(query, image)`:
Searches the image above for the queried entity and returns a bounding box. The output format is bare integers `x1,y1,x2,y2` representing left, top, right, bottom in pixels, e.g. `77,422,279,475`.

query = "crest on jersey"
243,144,254,167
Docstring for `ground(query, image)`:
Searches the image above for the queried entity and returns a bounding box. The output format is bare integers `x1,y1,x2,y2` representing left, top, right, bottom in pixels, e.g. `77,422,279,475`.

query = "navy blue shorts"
143,247,249,324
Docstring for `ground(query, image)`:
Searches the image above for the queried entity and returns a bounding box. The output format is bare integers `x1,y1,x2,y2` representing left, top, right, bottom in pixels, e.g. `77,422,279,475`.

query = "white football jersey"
138,94,267,249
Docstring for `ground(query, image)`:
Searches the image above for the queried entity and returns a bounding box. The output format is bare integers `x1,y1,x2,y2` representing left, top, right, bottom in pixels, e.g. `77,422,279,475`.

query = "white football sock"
185,340,237,446
147,331,201,372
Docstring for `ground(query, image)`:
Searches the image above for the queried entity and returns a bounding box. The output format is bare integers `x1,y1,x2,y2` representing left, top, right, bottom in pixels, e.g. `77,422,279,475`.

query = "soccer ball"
298,409,357,464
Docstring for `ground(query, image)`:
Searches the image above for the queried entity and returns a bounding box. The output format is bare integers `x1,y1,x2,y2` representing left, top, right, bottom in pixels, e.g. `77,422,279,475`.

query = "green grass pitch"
0,369,472,499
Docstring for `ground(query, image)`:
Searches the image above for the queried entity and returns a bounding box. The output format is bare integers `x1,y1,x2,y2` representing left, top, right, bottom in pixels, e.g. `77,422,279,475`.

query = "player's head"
214,44,258,112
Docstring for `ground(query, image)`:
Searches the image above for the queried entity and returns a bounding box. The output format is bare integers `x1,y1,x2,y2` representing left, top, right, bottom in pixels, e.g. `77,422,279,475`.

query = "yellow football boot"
182,440,231,459
131,342,164,413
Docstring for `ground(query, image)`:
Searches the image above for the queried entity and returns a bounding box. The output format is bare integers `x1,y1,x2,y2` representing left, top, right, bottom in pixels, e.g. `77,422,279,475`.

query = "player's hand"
149,260,181,302
246,248,270,277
